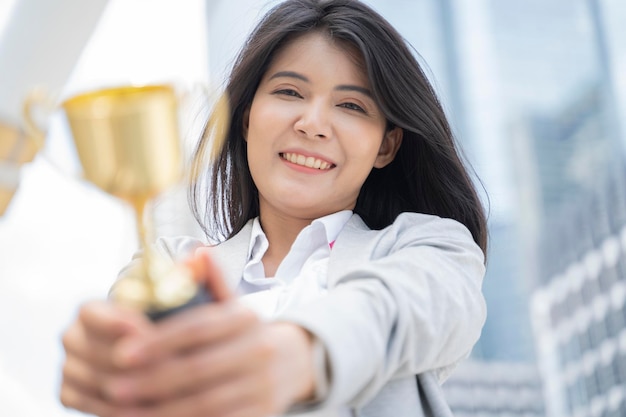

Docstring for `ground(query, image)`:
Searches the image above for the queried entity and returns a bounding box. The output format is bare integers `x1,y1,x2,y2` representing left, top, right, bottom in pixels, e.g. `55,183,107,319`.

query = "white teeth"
282,153,332,170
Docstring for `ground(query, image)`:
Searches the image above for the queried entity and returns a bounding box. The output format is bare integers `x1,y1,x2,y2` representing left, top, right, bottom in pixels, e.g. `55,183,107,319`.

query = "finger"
59,381,118,417
113,302,258,367
116,371,281,417
61,355,106,397
105,326,272,402
62,302,151,370
62,319,126,370
187,372,281,417
217,403,273,417
191,248,234,301
78,300,150,341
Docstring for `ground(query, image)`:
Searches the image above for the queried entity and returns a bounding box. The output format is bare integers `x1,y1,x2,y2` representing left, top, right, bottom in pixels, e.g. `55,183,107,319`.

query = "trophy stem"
132,197,157,302
126,195,213,321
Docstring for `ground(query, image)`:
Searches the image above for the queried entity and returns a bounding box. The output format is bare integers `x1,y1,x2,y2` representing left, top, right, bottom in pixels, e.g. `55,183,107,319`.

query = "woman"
60,1,488,416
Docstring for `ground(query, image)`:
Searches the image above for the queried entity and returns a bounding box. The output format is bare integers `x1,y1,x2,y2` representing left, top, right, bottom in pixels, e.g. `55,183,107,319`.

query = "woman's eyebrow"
268,71,309,82
268,70,373,98
335,85,372,98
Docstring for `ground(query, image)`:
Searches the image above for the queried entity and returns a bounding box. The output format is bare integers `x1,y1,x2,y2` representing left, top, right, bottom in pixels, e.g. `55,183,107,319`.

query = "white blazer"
128,212,487,417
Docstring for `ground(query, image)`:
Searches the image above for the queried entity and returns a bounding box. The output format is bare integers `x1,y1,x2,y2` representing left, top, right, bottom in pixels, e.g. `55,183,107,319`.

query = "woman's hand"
105,302,316,417
59,300,152,416
59,249,317,417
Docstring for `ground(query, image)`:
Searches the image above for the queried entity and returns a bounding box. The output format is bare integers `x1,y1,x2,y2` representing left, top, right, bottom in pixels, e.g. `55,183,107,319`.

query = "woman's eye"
339,102,366,113
274,89,302,98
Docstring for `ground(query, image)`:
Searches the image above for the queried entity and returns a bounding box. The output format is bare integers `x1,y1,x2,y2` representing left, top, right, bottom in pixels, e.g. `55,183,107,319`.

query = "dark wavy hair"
190,0,488,256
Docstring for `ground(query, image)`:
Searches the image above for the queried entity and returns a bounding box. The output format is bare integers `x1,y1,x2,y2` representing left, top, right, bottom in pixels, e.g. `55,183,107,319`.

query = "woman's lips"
279,152,335,170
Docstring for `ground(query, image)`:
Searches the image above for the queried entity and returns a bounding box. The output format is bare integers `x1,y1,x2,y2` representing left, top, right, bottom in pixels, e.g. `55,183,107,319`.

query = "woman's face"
245,32,401,222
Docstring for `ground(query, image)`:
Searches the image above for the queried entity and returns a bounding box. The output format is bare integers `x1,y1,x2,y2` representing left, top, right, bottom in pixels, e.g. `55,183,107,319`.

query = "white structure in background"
0,0,109,124
0,1,209,416
0,0,108,216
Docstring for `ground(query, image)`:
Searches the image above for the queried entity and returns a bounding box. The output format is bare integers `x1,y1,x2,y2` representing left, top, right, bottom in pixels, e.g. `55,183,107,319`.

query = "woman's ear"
374,127,403,168
242,108,250,141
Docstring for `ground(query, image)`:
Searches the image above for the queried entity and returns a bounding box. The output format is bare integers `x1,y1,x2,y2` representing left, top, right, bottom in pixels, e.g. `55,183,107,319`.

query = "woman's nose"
294,100,331,139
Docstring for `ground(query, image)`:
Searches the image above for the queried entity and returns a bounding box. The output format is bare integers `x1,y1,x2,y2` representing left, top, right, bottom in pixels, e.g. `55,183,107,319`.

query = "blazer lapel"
328,214,370,288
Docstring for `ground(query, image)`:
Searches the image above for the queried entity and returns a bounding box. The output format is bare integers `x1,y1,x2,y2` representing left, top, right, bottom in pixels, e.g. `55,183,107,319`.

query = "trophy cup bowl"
62,85,182,203
29,84,217,319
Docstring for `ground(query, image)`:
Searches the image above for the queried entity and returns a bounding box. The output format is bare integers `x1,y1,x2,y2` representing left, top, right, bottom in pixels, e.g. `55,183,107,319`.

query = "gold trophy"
24,84,228,320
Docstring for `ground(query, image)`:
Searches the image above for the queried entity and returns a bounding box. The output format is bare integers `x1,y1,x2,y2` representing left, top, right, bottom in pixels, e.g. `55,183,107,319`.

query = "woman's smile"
279,151,336,171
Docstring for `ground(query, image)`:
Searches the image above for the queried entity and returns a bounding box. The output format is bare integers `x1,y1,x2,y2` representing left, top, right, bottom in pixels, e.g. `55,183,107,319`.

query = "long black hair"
190,0,488,256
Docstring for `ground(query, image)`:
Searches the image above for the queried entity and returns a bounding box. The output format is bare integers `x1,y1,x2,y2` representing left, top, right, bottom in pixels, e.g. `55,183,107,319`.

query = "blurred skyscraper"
511,0,626,416
530,168,626,417
526,61,626,417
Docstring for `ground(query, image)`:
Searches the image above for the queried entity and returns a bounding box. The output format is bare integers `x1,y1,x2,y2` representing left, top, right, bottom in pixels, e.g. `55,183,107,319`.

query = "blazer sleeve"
275,212,487,409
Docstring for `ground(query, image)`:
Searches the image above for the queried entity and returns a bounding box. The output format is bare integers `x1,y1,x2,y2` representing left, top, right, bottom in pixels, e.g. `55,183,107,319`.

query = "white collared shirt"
236,210,352,320
237,210,353,417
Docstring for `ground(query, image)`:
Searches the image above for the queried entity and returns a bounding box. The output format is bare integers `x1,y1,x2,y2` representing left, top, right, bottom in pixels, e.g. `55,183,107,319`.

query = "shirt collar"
246,210,353,263
247,217,268,265
311,210,353,246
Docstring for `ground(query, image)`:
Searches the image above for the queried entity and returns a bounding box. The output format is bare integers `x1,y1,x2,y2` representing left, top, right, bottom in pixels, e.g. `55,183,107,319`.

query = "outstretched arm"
276,213,487,408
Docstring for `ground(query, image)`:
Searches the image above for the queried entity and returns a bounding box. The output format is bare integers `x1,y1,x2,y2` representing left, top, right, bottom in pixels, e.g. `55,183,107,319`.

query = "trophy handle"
22,88,77,178
22,88,52,152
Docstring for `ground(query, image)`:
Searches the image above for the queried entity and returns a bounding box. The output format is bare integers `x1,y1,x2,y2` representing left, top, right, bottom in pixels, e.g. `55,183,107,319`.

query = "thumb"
186,248,234,302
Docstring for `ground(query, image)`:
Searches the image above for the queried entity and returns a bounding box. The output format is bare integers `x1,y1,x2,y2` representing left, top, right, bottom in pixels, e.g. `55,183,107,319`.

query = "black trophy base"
146,285,213,321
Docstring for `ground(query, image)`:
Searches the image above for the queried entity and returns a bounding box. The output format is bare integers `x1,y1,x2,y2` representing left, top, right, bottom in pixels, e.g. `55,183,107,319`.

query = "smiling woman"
58,1,488,417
